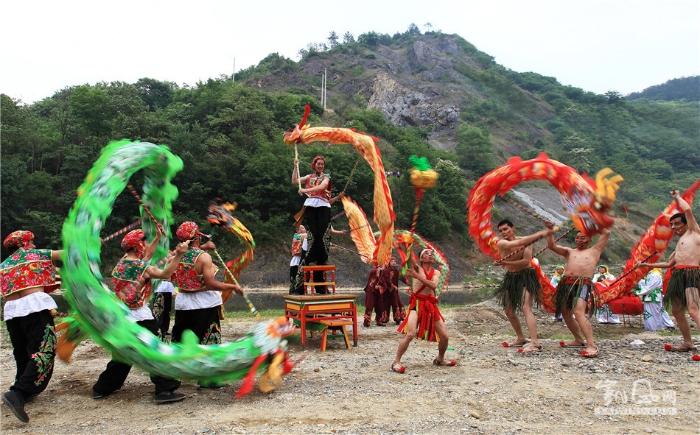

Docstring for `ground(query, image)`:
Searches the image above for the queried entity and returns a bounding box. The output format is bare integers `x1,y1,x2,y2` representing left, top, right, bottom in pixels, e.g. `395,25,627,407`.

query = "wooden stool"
316,319,352,351
302,265,336,294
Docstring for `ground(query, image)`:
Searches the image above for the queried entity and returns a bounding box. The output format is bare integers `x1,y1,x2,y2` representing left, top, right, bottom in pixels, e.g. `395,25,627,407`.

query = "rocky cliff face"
368,71,461,133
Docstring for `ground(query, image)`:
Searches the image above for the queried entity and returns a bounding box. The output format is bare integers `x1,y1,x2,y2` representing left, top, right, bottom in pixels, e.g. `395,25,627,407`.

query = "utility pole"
322,68,327,110
232,58,236,82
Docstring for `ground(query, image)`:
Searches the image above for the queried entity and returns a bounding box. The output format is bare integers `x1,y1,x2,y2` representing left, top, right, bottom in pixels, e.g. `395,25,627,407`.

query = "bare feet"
664,343,697,352
518,344,542,354
559,340,586,348
580,345,599,358
502,339,529,347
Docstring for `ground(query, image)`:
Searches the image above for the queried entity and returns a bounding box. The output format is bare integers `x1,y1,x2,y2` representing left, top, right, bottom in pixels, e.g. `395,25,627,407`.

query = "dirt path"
2,301,698,434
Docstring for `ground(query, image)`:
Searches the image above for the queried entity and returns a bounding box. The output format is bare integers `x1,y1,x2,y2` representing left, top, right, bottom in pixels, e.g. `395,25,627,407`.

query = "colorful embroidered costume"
555,276,595,316
171,223,222,350
300,157,333,293
93,233,182,400
289,233,307,295
1,231,59,419
1,249,60,297
112,259,152,309
495,268,541,312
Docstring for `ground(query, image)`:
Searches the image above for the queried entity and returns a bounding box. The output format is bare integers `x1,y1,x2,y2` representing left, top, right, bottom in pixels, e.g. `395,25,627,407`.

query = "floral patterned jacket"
1,248,59,297
112,258,151,309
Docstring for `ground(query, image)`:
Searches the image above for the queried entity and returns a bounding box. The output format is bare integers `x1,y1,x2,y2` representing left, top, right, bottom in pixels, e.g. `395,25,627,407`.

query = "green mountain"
2,27,698,285
627,76,700,102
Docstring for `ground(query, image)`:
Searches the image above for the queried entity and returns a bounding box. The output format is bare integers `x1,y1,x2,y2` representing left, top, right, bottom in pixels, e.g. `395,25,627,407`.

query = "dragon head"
283,105,311,145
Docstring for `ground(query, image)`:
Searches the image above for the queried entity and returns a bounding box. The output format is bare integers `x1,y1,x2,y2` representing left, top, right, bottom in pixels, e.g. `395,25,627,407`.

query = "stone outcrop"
368,71,460,132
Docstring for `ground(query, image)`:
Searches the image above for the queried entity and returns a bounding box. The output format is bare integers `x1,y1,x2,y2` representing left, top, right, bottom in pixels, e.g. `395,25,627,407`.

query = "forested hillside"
2,26,698,284
627,76,700,102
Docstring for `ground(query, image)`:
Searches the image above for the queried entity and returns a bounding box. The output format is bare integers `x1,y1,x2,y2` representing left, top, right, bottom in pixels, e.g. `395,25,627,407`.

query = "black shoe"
154,391,186,404
92,389,111,399
2,391,29,423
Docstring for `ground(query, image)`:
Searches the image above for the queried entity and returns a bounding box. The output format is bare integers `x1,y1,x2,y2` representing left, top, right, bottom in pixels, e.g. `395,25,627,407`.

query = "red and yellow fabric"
1,249,60,297
596,180,700,306
341,196,376,263
397,293,444,342
111,258,151,309
468,153,622,261
284,106,395,266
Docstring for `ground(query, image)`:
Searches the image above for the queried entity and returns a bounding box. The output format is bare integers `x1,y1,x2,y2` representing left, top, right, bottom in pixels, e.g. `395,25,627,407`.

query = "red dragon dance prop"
284,105,395,266
341,196,376,263
468,153,623,312
207,200,255,305
597,180,700,306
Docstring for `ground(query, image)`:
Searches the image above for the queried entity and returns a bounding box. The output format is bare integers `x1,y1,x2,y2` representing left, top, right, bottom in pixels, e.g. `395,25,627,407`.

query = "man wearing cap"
92,228,189,404
391,248,455,373
171,222,243,361
593,265,621,324
1,230,63,422
380,256,406,325
494,220,552,352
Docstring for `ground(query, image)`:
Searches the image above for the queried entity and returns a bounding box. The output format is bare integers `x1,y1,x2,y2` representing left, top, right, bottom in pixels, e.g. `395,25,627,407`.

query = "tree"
455,125,495,176
328,31,339,48
565,147,593,173
343,31,355,44
135,77,175,111
407,23,421,35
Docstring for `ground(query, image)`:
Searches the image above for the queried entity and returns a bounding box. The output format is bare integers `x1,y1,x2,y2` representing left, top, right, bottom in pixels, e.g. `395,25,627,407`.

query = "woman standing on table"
292,155,343,294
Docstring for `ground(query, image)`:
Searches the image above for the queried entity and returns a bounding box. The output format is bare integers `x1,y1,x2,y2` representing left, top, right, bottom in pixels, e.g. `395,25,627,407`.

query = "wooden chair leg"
341,326,351,349
320,327,328,351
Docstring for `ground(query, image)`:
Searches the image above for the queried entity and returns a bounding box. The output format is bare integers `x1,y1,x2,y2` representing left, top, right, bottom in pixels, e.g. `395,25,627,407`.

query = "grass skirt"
496,268,541,312
555,276,596,317
664,267,700,311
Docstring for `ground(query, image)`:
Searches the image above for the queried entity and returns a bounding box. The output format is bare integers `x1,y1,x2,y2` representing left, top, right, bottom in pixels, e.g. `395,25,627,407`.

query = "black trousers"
6,309,56,400
92,318,181,396
157,292,173,336
172,306,222,345
304,206,330,294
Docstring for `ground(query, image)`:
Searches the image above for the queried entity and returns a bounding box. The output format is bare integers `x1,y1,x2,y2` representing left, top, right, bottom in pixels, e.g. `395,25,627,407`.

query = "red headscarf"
3,230,34,249
121,229,145,252
176,221,205,241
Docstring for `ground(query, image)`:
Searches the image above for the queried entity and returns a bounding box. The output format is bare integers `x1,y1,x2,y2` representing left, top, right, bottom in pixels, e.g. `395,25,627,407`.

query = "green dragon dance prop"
57,140,296,397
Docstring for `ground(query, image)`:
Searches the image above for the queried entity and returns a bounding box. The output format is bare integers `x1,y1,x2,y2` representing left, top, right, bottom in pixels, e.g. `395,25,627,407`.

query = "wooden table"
283,293,359,349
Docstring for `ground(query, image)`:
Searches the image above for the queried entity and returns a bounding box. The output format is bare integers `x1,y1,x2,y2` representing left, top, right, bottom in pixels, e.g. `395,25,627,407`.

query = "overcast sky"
2,0,698,104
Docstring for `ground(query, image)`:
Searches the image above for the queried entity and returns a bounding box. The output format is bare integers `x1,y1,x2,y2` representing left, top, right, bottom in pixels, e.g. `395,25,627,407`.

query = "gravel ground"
1,299,699,435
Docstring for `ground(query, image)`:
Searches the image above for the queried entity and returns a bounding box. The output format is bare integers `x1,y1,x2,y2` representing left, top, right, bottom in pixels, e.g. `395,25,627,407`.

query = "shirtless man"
547,223,611,358
638,190,700,353
391,249,455,373
495,220,552,352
